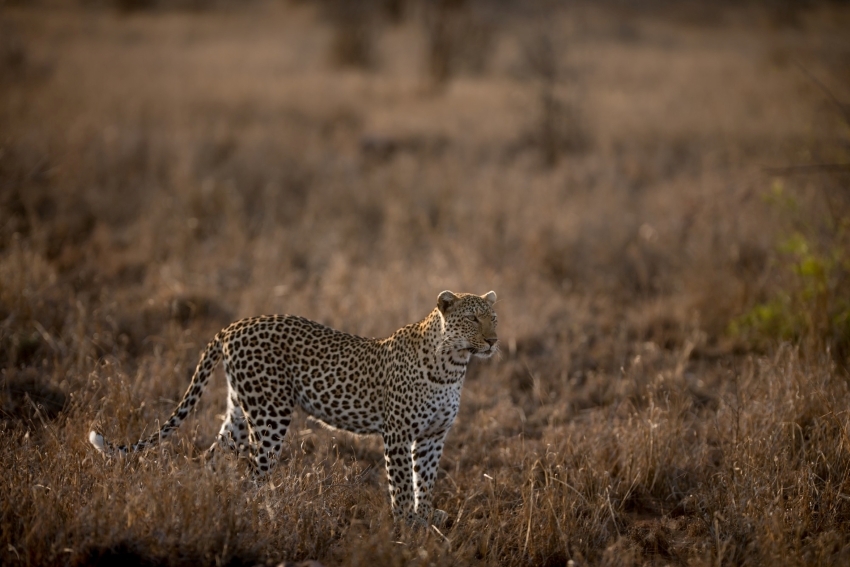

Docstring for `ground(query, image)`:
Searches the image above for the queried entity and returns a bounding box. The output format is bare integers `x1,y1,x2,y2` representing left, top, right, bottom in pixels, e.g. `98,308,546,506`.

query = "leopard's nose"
485,337,498,347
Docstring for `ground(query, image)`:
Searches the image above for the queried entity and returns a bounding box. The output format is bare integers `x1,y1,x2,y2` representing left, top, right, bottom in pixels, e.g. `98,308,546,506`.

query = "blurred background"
2,1,850,564
3,0,848,365
4,0,849,376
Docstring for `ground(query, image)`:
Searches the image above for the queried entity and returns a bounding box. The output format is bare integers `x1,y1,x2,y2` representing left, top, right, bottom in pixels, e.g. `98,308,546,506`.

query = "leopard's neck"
421,308,471,384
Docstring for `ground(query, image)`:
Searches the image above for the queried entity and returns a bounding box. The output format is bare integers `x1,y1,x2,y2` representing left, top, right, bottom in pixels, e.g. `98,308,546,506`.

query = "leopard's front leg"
382,429,417,525
413,429,449,527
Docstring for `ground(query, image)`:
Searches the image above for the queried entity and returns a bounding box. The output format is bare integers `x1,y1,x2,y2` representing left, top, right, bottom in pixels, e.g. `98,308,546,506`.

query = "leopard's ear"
482,291,497,305
437,290,459,314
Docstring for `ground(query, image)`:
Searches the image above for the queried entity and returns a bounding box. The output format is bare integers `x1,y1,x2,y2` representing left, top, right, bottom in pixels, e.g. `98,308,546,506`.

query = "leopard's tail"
88,333,223,456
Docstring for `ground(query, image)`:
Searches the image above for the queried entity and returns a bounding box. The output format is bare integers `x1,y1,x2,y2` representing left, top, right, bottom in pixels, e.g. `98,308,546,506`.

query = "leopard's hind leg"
209,386,250,457
231,376,294,479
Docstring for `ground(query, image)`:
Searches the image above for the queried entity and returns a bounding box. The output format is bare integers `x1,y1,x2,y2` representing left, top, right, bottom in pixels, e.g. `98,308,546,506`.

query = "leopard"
89,290,498,526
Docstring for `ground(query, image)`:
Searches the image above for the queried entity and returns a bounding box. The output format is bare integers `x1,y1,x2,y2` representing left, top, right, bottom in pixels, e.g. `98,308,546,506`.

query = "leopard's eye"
465,315,477,322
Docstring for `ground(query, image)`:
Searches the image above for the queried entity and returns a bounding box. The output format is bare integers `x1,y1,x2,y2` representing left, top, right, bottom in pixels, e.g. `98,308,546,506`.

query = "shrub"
731,180,850,363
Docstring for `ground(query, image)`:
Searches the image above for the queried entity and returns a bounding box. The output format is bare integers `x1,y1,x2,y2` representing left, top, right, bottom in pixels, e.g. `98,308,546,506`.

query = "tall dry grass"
2,1,850,565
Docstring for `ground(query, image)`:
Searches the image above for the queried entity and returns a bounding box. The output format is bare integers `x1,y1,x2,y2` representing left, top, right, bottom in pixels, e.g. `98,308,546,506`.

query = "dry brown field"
2,1,850,565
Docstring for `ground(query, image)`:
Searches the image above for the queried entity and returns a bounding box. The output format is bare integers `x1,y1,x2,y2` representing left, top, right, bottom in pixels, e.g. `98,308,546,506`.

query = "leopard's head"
436,290,498,358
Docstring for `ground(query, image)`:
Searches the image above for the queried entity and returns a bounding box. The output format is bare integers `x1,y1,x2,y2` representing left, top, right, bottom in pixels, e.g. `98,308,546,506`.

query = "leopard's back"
219,314,388,434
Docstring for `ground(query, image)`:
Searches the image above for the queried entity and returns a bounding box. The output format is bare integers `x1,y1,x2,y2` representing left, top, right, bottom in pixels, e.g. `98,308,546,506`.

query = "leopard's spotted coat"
89,290,498,525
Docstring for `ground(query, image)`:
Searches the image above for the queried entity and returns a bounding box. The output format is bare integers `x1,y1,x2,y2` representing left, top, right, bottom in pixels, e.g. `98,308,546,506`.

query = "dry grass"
2,1,850,565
